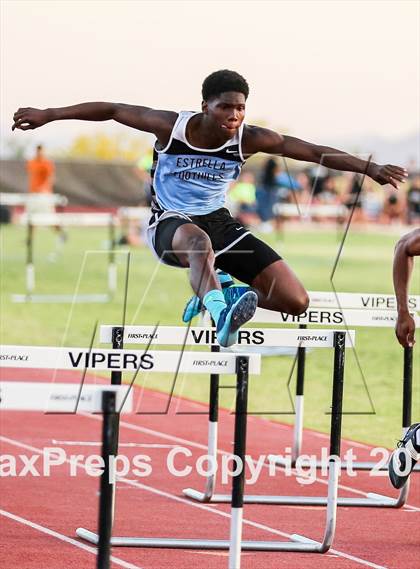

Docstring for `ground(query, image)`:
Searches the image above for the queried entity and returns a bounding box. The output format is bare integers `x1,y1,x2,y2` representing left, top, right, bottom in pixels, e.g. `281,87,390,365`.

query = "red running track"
0,369,419,569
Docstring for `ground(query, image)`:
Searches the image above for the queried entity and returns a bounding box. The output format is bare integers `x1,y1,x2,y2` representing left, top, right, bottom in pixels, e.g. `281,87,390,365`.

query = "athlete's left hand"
368,164,408,189
395,312,416,348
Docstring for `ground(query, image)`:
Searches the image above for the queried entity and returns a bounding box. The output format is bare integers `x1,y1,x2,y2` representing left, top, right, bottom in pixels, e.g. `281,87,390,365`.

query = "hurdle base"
269,456,420,472
11,293,112,304
76,527,326,552
315,460,420,472
182,489,405,507
182,488,214,502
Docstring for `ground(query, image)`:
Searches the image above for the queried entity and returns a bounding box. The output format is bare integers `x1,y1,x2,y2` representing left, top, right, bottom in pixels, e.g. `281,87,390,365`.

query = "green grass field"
1,222,418,448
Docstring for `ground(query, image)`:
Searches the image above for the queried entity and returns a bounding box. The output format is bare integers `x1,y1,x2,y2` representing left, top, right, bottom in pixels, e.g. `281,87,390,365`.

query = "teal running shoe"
182,271,234,323
216,290,258,347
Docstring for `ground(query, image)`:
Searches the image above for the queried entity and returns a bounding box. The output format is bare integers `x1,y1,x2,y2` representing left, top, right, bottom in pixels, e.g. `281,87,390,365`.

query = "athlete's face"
202,92,246,138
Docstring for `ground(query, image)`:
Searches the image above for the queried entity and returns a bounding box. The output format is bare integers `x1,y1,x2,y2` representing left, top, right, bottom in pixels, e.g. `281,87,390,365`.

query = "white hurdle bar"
0,381,132,413
0,192,68,207
12,212,118,303
307,291,420,311
99,325,350,557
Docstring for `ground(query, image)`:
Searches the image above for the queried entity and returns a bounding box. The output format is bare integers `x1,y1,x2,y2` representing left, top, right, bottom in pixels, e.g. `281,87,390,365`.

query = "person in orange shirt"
27,144,55,194
26,145,66,253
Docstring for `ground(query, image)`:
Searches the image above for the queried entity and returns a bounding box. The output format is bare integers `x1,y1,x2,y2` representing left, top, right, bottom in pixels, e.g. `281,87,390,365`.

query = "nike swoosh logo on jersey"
226,149,238,154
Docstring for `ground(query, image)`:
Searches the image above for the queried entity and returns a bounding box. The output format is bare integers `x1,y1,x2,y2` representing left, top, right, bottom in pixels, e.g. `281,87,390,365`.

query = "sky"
1,0,419,158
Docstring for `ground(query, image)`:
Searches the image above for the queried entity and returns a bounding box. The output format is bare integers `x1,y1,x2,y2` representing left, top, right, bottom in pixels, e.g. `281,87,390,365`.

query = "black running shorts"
153,207,282,284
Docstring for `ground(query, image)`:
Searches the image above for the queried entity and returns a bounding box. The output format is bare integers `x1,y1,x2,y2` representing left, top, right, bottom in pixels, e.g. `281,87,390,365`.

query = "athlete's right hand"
395,312,416,348
12,108,51,131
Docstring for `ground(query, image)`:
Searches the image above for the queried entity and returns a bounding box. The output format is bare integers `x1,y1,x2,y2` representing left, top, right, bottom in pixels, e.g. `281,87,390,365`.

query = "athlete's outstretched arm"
244,126,407,189
12,103,177,143
393,228,420,348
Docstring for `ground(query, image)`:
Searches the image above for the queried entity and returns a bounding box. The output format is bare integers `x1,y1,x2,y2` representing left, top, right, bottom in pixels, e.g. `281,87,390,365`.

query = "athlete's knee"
186,232,213,256
287,291,309,315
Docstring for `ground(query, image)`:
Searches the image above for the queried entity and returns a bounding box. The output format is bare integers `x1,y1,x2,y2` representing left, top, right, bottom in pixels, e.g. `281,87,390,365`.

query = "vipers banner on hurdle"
99,326,355,347
0,345,261,375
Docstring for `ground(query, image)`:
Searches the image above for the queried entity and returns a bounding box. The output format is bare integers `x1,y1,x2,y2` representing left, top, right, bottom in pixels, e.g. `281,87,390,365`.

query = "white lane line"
51,440,177,448
0,435,388,569
0,508,143,569
83,413,420,510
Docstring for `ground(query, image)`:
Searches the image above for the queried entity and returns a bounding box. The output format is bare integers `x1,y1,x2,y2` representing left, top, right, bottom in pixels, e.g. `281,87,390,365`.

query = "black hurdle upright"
228,355,249,568
292,323,307,466
97,390,118,569
403,347,413,432
109,327,124,520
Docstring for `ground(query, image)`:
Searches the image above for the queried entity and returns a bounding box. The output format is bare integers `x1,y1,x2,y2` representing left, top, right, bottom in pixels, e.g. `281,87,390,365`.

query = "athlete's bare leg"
171,223,221,298
251,260,309,315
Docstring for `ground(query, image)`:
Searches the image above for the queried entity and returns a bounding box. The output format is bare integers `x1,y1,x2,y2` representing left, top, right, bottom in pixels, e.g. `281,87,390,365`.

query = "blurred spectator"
307,165,329,199
134,149,153,206
27,144,55,196
315,175,340,204
228,172,259,227
380,189,406,224
406,174,420,225
343,174,366,223
119,149,153,245
295,172,312,204
361,181,383,222
26,145,66,252
256,157,280,231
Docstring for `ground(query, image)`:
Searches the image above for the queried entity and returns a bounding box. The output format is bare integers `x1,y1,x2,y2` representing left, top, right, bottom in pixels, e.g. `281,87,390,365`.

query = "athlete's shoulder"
150,109,179,130
242,124,285,157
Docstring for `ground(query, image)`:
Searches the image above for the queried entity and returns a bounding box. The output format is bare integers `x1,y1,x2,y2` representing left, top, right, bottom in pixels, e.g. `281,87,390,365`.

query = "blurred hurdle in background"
11,211,119,303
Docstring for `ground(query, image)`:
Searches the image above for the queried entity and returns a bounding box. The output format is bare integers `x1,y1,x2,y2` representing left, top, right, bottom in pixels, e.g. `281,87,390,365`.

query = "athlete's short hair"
202,70,249,101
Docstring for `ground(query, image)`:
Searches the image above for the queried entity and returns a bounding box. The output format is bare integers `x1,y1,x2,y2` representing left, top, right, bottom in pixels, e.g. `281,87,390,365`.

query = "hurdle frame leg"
274,324,307,469
97,391,117,569
228,356,249,569
183,345,220,502
108,216,117,296
110,327,124,524
26,222,35,295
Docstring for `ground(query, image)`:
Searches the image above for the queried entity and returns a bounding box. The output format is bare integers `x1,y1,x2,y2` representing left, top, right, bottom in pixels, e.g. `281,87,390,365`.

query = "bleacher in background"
0,160,147,206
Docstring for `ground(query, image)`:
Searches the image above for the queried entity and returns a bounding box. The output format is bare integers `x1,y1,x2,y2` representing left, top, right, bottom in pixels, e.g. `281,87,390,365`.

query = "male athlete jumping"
12,70,407,347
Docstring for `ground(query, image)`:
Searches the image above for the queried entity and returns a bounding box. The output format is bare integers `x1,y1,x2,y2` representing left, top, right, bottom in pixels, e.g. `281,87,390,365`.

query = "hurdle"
170,302,419,508
97,325,351,557
257,295,419,509
0,373,132,569
11,212,118,303
0,342,264,568
265,292,420,473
